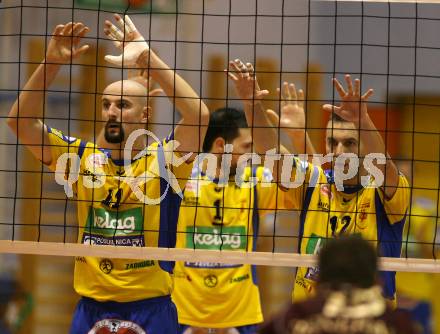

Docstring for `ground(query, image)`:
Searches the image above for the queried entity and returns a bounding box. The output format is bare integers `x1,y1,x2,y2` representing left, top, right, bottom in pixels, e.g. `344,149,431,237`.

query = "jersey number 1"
213,199,223,225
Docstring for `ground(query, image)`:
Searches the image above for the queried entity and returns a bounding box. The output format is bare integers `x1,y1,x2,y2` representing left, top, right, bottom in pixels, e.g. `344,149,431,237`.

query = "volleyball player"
172,60,303,334
279,75,409,306
7,15,209,334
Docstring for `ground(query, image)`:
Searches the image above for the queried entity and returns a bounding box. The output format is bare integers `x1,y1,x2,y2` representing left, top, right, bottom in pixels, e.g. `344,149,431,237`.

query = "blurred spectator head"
318,234,377,290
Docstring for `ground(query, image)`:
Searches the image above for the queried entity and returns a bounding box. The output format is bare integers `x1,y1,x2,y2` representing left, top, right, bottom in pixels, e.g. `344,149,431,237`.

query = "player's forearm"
305,134,316,155
284,129,315,155
8,62,60,125
358,113,399,197
244,102,279,154
148,52,209,124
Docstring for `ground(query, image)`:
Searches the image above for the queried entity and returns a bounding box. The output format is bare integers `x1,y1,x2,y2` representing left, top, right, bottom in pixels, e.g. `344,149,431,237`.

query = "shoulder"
47,126,82,145
242,166,273,182
47,126,98,152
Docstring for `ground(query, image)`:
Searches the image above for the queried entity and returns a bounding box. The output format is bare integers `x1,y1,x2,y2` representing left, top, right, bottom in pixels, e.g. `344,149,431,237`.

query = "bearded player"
7,15,209,334
280,75,409,306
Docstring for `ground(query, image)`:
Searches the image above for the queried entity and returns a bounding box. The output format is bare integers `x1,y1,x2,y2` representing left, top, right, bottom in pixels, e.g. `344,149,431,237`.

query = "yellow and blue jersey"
172,166,287,328
46,127,193,302
290,161,410,304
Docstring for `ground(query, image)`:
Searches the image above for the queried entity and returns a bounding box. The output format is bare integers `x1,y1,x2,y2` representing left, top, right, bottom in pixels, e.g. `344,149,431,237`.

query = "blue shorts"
70,295,178,334
179,324,258,334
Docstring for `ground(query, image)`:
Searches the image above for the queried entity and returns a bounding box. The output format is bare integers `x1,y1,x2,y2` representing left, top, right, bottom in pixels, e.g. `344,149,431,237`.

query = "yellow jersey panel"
47,127,193,302
291,163,409,304
172,166,284,328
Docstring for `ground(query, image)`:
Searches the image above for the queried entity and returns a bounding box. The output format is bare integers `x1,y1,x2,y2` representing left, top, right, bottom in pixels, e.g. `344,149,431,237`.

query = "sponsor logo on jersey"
125,260,155,270
75,256,86,263
304,234,325,281
186,226,247,250
317,199,330,212
99,259,113,274
82,235,145,247
83,169,104,186
174,270,192,281
82,207,145,247
229,273,249,284
185,179,201,194
85,207,143,235
183,195,200,206
295,277,313,293
359,211,368,221
304,265,320,281
305,234,324,255
320,184,333,200
87,153,107,168
184,261,242,269
351,201,371,226
88,319,146,334
360,202,371,209
204,274,218,288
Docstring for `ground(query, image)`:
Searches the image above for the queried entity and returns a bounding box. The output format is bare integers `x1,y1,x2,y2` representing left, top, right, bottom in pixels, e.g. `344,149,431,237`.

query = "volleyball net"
0,0,439,274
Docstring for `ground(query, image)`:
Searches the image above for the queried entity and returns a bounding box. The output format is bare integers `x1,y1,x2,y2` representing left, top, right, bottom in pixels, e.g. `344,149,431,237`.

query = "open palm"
323,75,373,124
227,59,269,103
46,22,90,64
104,14,149,68
279,82,305,130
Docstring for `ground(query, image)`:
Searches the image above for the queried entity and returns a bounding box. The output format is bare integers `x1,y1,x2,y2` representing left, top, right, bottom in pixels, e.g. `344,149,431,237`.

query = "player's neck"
340,168,369,187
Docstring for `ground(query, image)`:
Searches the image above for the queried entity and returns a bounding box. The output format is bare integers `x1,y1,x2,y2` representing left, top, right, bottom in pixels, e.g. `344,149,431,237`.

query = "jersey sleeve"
253,157,317,215
252,166,285,215
280,157,319,211
151,135,193,195
378,174,410,224
46,127,85,172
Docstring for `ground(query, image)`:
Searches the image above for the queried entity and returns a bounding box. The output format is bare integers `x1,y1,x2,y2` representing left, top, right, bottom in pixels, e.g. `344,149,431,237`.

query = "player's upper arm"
7,118,53,165
254,167,283,215
279,157,319,211
255,159,315,214
157,134,194,193
378,174,410,224
173,110,209,160
44,127,84,172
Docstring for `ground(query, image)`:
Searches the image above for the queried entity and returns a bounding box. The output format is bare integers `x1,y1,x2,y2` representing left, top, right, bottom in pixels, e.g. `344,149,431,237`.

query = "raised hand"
323,75,374,125
226,59,269,104
104,14,149,67
278,82,305,130
45,22,90,64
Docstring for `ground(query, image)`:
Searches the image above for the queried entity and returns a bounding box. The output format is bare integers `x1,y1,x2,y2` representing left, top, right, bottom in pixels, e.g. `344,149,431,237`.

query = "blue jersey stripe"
375,190,406,299
251,167,259,286
157,142,183,273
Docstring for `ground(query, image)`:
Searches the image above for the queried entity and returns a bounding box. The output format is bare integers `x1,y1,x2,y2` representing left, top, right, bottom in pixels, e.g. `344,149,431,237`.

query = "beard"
104,120,125,144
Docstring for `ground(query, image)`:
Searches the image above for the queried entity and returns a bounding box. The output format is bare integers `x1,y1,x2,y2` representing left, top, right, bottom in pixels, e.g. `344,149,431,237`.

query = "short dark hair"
328,112,348,124
202,107,248,153
318,235,377,289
